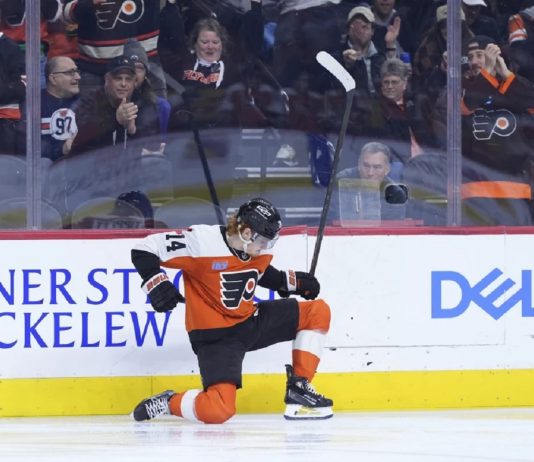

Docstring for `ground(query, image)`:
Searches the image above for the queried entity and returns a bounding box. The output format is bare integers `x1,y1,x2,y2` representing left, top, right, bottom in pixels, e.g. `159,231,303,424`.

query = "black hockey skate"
284,364,333,420
132,390,175,421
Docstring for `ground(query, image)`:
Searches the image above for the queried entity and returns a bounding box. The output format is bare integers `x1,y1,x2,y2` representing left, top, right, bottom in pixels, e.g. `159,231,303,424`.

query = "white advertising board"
1,232,534,378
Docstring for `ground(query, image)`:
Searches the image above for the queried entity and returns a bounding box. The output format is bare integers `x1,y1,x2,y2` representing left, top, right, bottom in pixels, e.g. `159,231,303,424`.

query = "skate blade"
283,404,333,420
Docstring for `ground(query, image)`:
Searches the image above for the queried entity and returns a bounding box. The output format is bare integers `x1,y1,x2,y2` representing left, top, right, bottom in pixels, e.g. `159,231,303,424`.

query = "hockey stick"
191,123,226,225
176,110,226,225
309,51,356,276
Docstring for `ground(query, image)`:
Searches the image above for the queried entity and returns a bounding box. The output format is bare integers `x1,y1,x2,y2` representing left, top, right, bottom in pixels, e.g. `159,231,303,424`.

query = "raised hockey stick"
175,110,226,225
309,51,356,276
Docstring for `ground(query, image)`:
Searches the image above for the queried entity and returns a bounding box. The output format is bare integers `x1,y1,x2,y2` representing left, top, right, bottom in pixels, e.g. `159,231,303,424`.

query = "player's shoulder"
183,224,231,257
184,224,223,240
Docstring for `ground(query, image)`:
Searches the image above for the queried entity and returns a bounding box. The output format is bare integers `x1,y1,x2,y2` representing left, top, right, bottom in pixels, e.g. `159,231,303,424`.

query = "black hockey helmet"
236,197,282,241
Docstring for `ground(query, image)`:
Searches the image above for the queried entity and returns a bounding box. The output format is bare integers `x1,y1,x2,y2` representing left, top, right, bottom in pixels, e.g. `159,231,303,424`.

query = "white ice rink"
1,408,534,462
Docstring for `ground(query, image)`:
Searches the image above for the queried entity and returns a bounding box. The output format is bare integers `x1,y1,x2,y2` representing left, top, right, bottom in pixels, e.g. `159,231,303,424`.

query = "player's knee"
196,383,236,424
315,299,331,332
201,400,236,424
299,299,331,332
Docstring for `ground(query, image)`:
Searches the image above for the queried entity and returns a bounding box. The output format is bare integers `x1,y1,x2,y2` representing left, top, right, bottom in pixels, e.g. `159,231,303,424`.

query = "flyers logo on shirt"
220,270,258,310
472,108,517,141
95,0,145,30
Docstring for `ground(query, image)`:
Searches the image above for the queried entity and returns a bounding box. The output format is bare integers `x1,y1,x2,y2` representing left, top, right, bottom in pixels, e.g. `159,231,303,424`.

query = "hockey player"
130,197,333,423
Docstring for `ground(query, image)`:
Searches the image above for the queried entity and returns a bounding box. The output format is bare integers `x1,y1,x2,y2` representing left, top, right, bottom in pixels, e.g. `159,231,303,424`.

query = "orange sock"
293,349,320,380
292,300,331,380
169,392,184,417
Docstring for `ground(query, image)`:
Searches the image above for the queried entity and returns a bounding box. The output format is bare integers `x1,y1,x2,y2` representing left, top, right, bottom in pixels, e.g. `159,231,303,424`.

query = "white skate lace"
301,380,326,399
145,396,170,419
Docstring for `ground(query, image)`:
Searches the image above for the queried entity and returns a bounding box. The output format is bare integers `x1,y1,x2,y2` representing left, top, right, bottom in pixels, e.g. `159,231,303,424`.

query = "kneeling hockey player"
131,197,333,422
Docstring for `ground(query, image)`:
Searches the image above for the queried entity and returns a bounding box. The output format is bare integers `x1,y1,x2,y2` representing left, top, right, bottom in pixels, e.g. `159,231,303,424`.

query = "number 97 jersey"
135,225,274,332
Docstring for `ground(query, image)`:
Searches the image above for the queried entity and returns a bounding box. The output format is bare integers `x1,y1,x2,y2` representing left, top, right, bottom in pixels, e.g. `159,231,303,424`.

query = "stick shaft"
309,89,355,276
192,126,226,225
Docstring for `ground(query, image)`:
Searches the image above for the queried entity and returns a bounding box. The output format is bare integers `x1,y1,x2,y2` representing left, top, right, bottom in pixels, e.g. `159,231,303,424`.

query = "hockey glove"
278,270,320,300
142,272,185,312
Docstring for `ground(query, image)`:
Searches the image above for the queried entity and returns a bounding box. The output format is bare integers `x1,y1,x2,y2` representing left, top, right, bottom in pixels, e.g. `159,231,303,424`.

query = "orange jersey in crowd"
135,225,273,332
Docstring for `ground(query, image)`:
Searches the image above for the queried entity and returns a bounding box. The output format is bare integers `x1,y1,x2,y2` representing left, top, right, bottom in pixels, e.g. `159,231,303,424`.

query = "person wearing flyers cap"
460,35,534,225
462,0,502,44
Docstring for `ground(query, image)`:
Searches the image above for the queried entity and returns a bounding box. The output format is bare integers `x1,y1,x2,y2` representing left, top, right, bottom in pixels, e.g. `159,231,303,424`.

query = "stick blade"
316,51,356,92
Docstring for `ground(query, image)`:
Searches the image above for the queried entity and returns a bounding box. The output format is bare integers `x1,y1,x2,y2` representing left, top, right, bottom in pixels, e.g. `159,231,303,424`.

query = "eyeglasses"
382,78,404,87
50,69,80,77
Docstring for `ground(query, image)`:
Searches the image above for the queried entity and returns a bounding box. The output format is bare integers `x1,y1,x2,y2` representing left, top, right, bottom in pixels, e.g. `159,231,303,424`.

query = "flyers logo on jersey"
472,108,517,141
95,0,145,30
220,270,258,310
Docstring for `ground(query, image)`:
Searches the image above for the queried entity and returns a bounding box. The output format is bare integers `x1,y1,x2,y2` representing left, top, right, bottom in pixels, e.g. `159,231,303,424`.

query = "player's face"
195,30,223,63
241,228,277,256
246,239,266,256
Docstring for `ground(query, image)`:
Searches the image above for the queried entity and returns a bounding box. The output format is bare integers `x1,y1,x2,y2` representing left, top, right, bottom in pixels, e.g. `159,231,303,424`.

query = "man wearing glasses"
41,56,81,161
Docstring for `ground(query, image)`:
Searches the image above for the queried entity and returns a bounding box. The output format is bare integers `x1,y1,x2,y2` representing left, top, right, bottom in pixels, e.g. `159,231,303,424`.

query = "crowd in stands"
1,0,534,228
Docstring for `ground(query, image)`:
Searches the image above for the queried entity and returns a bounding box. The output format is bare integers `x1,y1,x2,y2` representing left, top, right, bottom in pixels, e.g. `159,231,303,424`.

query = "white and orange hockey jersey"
134,225,273,332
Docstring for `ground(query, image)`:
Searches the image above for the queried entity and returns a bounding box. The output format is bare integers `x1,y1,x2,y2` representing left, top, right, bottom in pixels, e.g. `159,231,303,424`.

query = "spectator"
63,0,172,97
461,35,534,225
70,55,160,156
495,0,524,40
0,0,62,89
40,56,80,161
324,5,394,149
0,30,25,155
123,38,171,137
366,58,437,166
427,50,451,150
395,0,444,48
175,0,264,59
272,0,344,93
462,0,502,44
331,141,406,223
340,5,399,100
168,13,262,129
372,0,416,57
166,15,265,211
413,5,472,89
54,56,162,221
115,189,155,228
507,1,534,82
